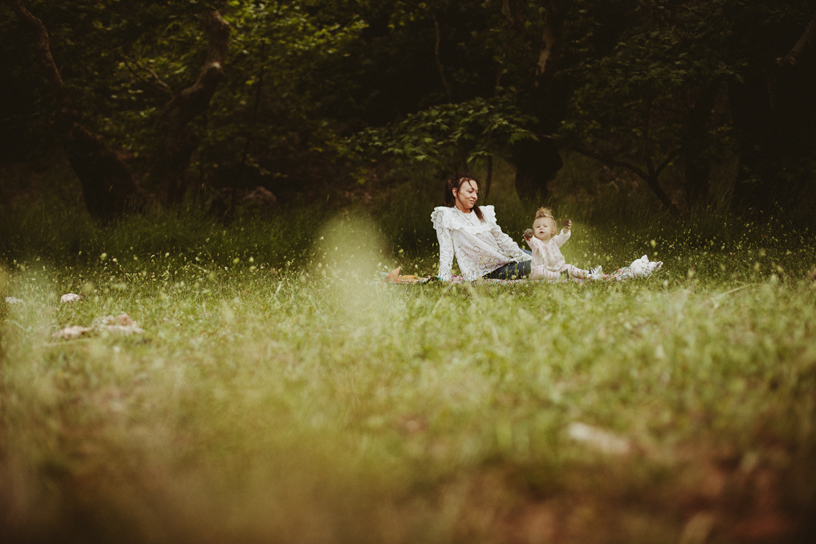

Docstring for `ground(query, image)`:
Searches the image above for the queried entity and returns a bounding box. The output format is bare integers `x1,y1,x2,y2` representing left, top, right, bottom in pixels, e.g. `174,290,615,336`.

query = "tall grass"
2,161,816,543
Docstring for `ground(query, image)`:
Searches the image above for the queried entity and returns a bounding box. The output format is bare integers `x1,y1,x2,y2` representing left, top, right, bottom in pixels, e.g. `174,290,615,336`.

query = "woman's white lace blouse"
431,205,529,281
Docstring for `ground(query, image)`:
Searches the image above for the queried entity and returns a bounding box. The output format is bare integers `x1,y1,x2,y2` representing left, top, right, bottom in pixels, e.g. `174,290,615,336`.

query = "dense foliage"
1,0,814,217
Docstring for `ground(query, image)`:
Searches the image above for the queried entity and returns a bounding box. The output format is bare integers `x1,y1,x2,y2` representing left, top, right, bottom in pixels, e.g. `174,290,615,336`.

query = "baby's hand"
561,219,572,231
523,228,533,241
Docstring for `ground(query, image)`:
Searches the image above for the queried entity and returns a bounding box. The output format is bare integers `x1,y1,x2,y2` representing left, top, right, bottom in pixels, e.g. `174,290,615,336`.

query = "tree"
500,0,572,205
349,94,537,199
555,3,712,213
332,0,648,207
4,0,235,217
724,2,816,214
319,0,574,202
4,0,814,219
3,1,359,214
153,10,230,207
555,0,816,215
6,0,148,222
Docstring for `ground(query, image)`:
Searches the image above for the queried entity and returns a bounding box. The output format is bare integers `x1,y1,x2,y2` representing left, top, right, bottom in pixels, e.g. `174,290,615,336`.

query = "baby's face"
533,217,556,241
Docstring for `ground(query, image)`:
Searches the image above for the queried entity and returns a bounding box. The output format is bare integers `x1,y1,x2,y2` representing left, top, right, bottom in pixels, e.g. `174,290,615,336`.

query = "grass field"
2,197,816,543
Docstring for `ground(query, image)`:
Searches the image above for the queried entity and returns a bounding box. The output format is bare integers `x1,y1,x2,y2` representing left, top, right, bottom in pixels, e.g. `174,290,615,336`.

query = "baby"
523,207,602,281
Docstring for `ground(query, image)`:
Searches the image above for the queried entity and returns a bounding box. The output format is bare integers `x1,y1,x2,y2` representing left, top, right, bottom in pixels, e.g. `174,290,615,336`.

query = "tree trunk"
433,14,453,103
728,74,779,214
483,154,493,201
772,39,816,210
505,0,571,206
65,126,146,222
644,172,678,214
512,138,562,204
8,0,146,223
156,10,230,207
777,10,816,68
682,82,719,209
729,64,815,214
730,12,816,215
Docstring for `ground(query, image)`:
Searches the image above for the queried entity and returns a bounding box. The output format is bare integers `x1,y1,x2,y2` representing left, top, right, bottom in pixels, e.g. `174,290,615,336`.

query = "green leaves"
349,93,537,166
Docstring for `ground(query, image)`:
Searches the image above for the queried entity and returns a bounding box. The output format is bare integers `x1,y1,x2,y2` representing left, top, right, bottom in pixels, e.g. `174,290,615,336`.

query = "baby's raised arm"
525,235,545,251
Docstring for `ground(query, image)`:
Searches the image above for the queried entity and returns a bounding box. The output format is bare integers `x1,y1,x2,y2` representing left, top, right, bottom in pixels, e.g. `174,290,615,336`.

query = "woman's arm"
435,225,455,281
493,226,527,260
481,206,527,261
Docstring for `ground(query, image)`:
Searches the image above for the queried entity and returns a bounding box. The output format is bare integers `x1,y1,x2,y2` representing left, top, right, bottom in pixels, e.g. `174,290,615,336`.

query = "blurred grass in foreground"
2,199,816,543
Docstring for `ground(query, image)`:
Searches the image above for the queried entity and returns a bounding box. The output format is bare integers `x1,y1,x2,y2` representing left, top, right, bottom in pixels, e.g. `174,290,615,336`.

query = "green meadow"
2,183,816,544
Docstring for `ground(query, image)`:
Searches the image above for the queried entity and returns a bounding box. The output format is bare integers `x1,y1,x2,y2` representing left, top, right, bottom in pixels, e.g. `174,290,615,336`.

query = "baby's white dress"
526,229,571,272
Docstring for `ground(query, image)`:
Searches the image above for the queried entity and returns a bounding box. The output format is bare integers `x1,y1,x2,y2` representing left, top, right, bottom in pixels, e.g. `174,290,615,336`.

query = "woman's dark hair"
444,174,484,221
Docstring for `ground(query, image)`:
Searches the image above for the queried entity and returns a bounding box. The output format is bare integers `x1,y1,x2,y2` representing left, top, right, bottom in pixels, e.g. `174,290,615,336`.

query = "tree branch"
496,0,524,95
119,54,173,98
7,0,68,108
560,140,650,181
157,9,231,206
654,148,680,178
172,10,230,122
501,0,525,32
536,0,569,82
559,138,679,213
646,156,655,178
160,9,230,130
433,15,453,103
7,0,148,221
777,10,816,66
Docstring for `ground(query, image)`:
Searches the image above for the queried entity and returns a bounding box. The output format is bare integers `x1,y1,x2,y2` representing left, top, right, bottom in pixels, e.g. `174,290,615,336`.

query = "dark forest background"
1,0,815,225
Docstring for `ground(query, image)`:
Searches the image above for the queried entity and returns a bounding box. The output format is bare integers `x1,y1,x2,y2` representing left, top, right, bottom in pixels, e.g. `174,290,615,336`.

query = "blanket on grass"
384,255,663,285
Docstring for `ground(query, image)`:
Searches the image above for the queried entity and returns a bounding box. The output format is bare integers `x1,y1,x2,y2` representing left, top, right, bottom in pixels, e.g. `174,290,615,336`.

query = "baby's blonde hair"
533,207,557,232
535,207,554,220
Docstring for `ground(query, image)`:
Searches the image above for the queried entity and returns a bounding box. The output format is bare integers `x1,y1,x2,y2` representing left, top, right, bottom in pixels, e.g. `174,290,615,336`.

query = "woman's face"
452,180,478,212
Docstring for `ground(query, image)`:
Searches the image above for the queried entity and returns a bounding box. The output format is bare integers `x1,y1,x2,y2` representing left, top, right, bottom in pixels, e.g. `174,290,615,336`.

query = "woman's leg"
484,260,532,279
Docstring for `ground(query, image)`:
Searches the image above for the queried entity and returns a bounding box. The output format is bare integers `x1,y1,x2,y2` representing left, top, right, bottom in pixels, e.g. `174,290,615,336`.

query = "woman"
431,174,531,281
